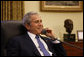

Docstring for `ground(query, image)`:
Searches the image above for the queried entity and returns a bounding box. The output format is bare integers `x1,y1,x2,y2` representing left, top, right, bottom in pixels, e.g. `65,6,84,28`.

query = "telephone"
41,29,51,35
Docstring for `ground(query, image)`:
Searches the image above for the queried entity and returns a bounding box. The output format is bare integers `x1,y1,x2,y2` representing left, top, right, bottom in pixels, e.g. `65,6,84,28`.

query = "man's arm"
42,28,67,56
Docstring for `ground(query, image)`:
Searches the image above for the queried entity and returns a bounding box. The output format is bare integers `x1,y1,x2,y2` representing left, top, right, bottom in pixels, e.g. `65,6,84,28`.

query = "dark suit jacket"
6,33,66,56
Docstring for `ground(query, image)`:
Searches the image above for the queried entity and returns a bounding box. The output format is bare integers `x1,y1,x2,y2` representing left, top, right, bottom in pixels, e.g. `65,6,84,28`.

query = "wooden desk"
62,41,83,56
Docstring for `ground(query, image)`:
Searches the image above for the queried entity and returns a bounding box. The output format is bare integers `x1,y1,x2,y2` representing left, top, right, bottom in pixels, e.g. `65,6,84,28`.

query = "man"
6,12,66,56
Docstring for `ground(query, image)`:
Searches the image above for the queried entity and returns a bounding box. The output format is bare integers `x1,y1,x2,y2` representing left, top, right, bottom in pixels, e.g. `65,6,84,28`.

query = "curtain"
1,1,24,21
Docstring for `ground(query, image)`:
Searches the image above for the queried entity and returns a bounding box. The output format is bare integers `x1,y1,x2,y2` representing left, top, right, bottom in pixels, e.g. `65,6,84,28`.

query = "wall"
24,1,83,41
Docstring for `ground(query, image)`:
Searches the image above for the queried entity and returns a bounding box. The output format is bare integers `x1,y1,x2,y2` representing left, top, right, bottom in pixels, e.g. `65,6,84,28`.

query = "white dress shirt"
27,32,52,56
27,31,61,56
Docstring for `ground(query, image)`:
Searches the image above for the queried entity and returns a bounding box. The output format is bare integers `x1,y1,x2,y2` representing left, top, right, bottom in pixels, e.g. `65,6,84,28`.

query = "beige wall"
24,1,83,41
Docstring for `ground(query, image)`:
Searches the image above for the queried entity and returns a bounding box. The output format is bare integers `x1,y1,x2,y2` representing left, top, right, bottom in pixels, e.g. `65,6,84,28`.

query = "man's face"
27,14,43,34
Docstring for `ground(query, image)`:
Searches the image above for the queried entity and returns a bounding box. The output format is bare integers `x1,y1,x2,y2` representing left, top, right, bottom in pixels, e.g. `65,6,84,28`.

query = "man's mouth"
37,28,42,30
37,27,43,31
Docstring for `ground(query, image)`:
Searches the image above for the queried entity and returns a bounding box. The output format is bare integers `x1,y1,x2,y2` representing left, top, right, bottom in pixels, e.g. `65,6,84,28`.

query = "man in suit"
6,12,66,56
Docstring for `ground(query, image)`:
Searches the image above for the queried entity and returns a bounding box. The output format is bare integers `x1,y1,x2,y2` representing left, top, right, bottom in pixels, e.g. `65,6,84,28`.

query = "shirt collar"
27,31,36,39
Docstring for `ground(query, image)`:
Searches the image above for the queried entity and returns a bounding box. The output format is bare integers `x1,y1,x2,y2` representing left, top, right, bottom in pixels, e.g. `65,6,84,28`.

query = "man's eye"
34,21,39,23
33,20,42,23
40,20,42,23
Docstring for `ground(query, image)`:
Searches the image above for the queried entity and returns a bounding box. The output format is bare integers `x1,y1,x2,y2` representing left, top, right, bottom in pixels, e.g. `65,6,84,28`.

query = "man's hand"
44,28,56,40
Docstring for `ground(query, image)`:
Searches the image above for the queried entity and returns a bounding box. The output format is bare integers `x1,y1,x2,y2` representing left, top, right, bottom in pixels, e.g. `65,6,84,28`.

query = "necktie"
35,35,50,56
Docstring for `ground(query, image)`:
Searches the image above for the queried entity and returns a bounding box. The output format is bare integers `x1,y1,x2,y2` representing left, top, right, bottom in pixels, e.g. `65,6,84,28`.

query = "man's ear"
25,24,30,30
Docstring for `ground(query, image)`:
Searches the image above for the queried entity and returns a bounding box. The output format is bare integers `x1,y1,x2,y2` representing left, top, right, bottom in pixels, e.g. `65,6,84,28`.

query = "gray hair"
22,11,38,26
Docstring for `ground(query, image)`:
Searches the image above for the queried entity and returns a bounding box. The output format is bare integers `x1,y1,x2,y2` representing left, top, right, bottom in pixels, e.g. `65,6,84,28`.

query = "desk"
62,41,83,56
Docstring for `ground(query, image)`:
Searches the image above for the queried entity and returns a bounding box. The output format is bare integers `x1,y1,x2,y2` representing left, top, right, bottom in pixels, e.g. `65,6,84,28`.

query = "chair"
1,21,27,56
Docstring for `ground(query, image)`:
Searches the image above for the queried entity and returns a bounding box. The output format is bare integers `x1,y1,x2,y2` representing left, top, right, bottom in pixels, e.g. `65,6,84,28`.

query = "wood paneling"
62,41,83,56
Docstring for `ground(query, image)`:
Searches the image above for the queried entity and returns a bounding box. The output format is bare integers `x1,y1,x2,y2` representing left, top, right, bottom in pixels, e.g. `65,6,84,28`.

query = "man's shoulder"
8,34,28,41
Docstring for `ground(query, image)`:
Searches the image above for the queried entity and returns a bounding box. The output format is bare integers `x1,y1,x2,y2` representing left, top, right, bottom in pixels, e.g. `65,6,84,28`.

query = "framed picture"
77,30,83,41
40,1,83,12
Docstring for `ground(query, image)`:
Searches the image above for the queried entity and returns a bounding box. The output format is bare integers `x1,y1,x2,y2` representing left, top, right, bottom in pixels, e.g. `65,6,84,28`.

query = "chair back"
1,21,27,56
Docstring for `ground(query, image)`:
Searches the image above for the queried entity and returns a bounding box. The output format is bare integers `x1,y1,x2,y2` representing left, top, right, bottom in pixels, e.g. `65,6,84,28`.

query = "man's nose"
38,22,43,26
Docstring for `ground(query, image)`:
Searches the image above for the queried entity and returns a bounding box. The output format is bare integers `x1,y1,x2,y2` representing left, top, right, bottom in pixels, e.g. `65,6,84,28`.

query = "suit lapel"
24,34,55,56
25,34,41,56
40,36,55,55
40,36,51,46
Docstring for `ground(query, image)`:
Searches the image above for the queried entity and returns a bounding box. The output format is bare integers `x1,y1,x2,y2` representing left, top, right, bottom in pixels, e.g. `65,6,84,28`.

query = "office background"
1,1,83,41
